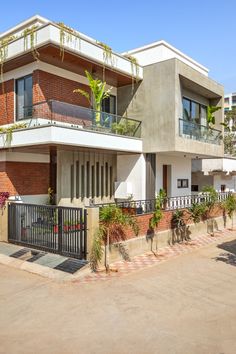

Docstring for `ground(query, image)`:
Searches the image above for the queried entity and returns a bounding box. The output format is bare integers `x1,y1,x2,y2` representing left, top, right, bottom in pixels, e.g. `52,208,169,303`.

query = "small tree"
202,185,218,236
73,70,112,125
223,194,236,230
188,202,207,224
149,189,166,254
89,205,139,273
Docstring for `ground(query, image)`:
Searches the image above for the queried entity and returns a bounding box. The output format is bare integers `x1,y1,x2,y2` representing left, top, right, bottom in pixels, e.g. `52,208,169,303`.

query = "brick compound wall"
117,205,224,241
0,161,50,196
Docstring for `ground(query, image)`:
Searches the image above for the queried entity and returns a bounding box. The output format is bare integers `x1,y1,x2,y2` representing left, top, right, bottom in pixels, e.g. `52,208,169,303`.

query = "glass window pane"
109,95,116,114
16,79,24,120
183,98,191,120
200,105,207,126
191,101,200,123
24,76,33,117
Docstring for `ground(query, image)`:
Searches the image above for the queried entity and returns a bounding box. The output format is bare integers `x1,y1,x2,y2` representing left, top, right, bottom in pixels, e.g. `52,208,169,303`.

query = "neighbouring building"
224,92,236,112
0,15,224,207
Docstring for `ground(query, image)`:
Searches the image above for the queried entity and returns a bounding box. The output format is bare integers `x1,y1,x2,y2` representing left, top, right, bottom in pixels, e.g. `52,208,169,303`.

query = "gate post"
0,202,9,242
86,207,99,256
58,207,63,254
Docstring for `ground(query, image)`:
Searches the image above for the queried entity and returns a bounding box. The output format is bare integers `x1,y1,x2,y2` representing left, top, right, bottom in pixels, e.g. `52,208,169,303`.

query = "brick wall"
0,71,91,127
33,70,90,107
0,80,14,125
114,205,224,241
0,161,49,195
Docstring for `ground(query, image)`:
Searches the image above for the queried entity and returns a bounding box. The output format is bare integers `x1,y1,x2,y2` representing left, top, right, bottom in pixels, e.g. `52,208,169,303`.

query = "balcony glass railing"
17,100,142,138
179,118,221,145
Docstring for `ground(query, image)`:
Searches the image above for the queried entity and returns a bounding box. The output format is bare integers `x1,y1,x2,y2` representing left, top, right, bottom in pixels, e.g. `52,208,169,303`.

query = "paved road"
1,235,236,354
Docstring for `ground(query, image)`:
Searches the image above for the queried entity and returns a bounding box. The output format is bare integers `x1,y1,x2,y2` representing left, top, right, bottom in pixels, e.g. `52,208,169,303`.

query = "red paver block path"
74,229,235,284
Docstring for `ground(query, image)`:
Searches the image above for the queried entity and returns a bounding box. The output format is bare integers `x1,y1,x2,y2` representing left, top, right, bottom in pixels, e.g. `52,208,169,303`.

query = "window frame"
182,96,207,126
15,74,33,121
102,94,117,115
177,179,189,189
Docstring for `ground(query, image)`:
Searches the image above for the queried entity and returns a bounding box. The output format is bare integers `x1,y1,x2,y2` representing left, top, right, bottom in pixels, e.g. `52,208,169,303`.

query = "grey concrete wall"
118,59,177,153
118,58,224,157
57,150,117,207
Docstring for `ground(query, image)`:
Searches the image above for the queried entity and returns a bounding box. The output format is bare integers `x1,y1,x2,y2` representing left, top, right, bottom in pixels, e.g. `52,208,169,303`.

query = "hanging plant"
22,25,39,60
0,122,27,146
0,35,17,88
124,54,139,92
57,22,80,61
97,41,113,80
0,35,17,124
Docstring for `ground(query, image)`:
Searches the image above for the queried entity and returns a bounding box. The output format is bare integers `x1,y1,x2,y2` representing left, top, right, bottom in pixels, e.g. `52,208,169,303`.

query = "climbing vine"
124,54,139,92
0,122,27,146
97,41,113,80
57,22,80,61
22,25,39,60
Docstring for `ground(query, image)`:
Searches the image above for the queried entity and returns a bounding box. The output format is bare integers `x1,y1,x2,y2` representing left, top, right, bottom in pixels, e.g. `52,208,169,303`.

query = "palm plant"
73,70,112,126
89,205,139,273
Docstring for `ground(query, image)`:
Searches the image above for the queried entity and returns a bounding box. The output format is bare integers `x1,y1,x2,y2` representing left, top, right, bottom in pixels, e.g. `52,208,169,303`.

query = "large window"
183,97,207,126
16,75,33,120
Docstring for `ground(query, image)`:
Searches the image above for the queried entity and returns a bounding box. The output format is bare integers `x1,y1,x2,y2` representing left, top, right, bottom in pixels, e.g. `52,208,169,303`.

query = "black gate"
8,203,87,260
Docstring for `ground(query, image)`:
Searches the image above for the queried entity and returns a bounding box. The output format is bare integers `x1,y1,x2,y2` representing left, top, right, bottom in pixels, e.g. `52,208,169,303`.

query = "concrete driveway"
1,234,236,354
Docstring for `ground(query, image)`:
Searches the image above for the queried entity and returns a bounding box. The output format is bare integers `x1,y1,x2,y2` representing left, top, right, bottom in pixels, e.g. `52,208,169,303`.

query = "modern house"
0,15,224,207
224,92,236,112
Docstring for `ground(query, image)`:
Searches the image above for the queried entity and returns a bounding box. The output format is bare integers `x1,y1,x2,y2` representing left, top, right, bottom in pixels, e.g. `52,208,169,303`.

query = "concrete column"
86,207,99,256
0,202,8,242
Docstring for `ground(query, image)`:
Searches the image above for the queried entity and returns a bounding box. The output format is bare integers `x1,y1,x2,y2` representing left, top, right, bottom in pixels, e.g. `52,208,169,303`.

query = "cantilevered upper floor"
0,15,143,153
118,41,224,158
0,15,143,85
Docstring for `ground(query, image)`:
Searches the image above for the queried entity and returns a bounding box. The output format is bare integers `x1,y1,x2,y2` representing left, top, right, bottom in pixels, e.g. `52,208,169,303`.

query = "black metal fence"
95,192,231,215
8,203,87,259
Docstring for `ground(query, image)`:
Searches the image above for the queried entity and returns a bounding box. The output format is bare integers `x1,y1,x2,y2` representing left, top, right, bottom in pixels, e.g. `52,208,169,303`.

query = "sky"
0,0,235,93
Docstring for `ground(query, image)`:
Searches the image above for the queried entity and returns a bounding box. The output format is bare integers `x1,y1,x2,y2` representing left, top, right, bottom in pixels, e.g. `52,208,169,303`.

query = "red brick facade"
0,70,90,127
0,80,14,125
0,162,50,196
122,205,224,240
33,70,90,107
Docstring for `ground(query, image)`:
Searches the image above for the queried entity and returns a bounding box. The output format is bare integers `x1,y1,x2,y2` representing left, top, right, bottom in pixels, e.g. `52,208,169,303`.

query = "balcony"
179,118,221,145
17,100,142,138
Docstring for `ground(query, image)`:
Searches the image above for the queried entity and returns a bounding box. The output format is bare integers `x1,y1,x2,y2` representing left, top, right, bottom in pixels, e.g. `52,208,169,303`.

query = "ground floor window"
177,179,189,188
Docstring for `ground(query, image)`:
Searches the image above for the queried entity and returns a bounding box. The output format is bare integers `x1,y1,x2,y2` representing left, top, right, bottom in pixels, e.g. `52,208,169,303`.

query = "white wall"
116,154,146,200
192,158,236,174
156,154,192,197
214,175,236,192
125,41,208,76
0,125,142,153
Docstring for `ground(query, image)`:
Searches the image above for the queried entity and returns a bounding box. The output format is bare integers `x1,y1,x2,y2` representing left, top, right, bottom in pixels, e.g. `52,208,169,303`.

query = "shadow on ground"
214,239,236,267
